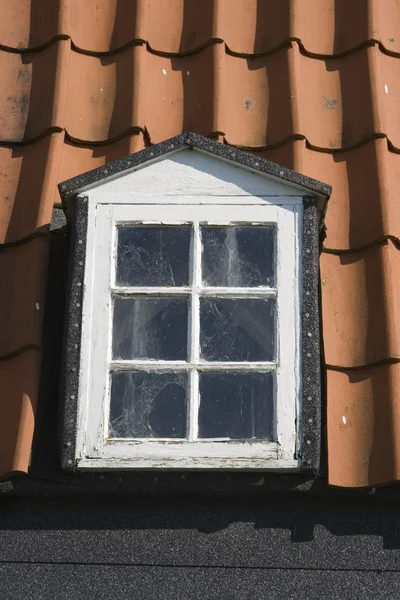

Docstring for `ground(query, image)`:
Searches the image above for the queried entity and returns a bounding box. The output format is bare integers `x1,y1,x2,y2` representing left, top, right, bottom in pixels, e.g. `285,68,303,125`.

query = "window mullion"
189,222,201,442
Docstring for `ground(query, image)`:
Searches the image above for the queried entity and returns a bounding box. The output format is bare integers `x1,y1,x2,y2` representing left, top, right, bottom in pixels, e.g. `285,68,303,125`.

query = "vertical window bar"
104,213,118,440
188,222,201,441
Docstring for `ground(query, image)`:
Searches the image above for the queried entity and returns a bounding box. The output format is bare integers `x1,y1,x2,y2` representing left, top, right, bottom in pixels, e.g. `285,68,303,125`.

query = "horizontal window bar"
112,287,191,295
109,360,277,372
111,287,277,297
200,287,277,297
107,437,269,443
116,221,192,226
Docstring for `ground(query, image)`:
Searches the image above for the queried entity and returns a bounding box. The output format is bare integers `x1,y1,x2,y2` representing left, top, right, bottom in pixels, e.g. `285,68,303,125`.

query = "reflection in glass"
112,296,188,360
198,372,275,439
201,226,276,287
200,298,276,361
109,372,188,438
116,226,191,287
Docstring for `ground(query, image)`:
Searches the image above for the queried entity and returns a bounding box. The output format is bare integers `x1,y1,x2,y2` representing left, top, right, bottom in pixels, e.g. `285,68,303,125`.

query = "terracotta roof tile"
0,238,49,357
322,241,400,367
0,135,63,243
58,135,147,186
258,139,400,251
0,41,69,143
2,1,400,487
0,0,63,51
327,365,400,487
0,350,41,478
4,0,400,57
3,40,400,149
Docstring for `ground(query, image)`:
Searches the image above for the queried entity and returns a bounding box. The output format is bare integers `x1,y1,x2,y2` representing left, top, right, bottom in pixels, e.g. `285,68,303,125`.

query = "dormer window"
59,134,330,472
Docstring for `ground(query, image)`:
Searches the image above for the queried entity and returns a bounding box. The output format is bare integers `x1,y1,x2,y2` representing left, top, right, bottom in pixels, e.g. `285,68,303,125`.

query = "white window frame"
76,197,302,470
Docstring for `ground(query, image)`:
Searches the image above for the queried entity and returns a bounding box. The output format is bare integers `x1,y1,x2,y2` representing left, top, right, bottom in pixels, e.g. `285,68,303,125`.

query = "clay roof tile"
1,0,400,487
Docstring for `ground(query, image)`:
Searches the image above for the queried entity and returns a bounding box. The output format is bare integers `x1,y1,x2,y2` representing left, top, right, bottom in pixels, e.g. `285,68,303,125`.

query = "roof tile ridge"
0,231,50,249
323,236,400,256
287,42,300,144
223,134,393,154
0,127,147,147
0,127,65,147
0,38,221,58
3,132,400,154
226,38,400,61
326,358,400,371
0,346,42,363
0,35,71,55
211,43,226,138
5,37,400,60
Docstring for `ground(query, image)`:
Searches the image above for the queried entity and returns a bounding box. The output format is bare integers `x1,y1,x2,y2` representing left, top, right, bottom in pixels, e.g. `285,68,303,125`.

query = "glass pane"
112,297,188,360
109,372,188,438
198,372,275,440
116,225,191,287
200,298,276,361
201,226,275,287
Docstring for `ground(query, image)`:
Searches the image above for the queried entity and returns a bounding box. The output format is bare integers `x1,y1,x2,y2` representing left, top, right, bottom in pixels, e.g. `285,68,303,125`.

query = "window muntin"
79,202,300,468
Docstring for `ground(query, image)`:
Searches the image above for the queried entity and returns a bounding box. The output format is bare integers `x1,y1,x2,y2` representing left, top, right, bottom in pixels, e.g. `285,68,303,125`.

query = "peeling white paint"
162,69,167,75
76,153,306,471
342,415,347,425
385,84,389,94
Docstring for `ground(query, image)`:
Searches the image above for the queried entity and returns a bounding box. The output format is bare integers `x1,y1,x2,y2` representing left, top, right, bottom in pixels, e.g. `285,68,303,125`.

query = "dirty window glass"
116,225,191,286
109,222,277,442
109,372,188,438
198,372,275,440
200,298,276,362
112,296,188,360
201,225,276,287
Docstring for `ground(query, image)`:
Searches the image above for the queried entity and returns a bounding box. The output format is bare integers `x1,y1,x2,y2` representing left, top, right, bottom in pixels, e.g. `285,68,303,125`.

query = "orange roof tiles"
2,0,400,486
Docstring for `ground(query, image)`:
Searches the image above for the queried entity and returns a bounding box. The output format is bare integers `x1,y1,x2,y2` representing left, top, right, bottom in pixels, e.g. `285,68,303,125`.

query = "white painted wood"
79,203,300,468
110,203,282,225
77,457,300,471
274,205,301,460
89,150,304,199
92,193,303,206
109,361,276,372
76,155,304,470
99,441,280,462
81,203,114,457
111,286,277,297
189,222,201,442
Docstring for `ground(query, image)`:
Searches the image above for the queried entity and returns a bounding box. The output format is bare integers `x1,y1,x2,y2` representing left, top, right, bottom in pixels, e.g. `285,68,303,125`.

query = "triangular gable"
90,149,303,200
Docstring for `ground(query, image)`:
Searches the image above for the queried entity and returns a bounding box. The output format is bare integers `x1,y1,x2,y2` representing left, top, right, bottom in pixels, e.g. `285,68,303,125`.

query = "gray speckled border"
59,196,88,472
59,133,331,218
300,197,321,473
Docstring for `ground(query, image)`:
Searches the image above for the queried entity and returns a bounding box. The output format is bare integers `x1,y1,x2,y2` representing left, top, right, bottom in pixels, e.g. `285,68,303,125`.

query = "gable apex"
59,133,331,217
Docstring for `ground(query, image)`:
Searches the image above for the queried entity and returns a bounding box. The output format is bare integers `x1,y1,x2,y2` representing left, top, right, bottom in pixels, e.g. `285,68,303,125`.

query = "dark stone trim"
58,133,331,217
50,207,68,233
300,197,321,474
59,196,88,472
